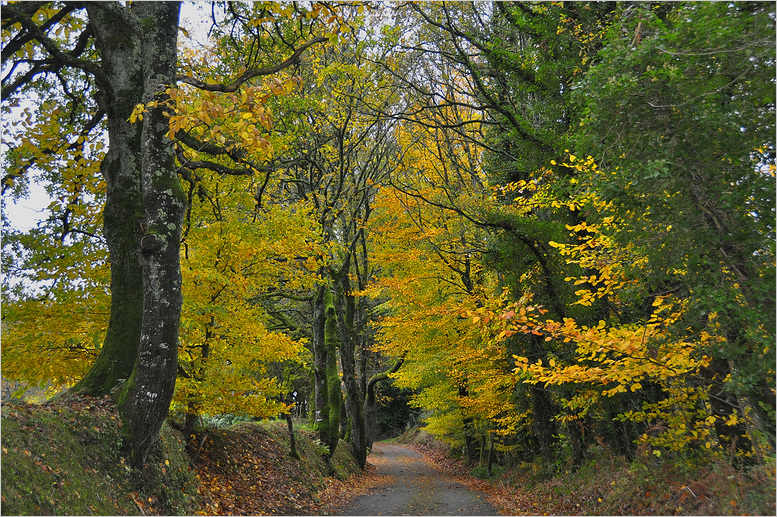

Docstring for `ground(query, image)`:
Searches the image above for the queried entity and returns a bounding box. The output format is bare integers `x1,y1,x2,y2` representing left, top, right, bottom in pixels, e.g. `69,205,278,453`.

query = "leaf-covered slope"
194,421,359,515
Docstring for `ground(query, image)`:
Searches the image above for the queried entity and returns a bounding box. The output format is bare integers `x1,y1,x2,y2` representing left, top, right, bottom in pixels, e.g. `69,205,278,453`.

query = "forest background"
2,0,775,489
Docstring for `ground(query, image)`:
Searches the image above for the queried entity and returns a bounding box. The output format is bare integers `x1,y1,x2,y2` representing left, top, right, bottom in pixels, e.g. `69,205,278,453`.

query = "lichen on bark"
72,5,146,397
110,1,184,469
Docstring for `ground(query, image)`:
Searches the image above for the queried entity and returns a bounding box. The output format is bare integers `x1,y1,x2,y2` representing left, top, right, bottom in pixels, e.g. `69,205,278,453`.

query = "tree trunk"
115,1,184,469
324,290,342,455
459,383,478,465
335,269,367,468
364,355,405,449
285,413,300,460
311,283,330,443
703,357,754,462
487,432,495,475
73,3,146,396
568,418,585,467
531,384,557,464
312,283,342,458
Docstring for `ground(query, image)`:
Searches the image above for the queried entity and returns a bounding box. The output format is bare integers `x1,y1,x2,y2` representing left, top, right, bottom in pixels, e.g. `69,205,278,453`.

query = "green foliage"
570,1,776,451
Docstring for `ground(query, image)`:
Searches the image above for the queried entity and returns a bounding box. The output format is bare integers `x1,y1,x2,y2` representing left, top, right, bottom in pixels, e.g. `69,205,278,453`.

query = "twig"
193,432,209,460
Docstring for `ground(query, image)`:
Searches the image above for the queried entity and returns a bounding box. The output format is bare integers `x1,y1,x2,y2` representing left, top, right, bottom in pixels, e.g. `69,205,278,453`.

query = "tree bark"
459,383,478,465
73,3,146,396
10,1,184,468
114,1,184,469
324,288,342,455
311,282,329,435
312,283,342,458
334,267,367,468
285,412,300,459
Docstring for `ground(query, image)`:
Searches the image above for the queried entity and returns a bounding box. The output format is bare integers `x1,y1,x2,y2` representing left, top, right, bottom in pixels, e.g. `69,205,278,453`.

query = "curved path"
335,443,499,516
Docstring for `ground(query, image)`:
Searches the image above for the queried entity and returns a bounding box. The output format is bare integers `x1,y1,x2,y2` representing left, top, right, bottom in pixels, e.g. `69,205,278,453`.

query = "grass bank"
1,393,360,515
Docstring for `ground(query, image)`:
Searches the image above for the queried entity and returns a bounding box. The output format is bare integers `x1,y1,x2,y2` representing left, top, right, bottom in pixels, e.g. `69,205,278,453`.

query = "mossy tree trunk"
311,283,329,436
312,283,342,457
115,1,185,469
324,286,342,455
61,1,184,469
5,2,184,469
333,262,367,469
72,3,146,396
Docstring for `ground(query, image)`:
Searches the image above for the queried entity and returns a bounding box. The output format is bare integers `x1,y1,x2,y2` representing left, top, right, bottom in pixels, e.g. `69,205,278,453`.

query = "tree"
364,85,523,464
1,0,329,468
3,0,184,468
571,1,776,456
175,182,320,437
260,15,403,467
382,1,615,463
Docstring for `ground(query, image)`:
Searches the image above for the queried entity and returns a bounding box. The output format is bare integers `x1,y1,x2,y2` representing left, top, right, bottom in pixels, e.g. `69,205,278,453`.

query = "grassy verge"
397,427,776,516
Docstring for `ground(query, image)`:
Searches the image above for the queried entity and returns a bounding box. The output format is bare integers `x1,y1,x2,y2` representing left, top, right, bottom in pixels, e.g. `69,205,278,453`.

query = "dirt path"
334,443,499,516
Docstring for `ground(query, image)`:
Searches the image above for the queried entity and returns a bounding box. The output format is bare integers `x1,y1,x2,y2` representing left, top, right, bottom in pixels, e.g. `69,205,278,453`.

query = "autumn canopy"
2,1,774,473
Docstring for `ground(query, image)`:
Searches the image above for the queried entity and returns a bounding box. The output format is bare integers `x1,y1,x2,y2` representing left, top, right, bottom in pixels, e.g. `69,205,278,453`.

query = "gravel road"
335,443,499,516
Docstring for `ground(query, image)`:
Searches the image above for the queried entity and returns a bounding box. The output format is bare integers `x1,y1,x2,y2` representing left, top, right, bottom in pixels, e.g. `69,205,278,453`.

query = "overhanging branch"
177,35,327,92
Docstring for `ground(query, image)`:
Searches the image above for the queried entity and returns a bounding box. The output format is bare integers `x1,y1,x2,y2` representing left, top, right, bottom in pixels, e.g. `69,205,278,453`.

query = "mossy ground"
1,394,198,515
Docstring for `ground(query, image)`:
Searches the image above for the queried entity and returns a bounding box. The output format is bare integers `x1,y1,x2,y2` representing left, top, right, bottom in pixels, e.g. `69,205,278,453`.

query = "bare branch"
1,4,105,87
177,35,327,92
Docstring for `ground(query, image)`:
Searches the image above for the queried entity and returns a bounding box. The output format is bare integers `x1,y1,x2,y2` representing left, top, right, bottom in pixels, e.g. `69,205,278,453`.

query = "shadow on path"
335,443,499,516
